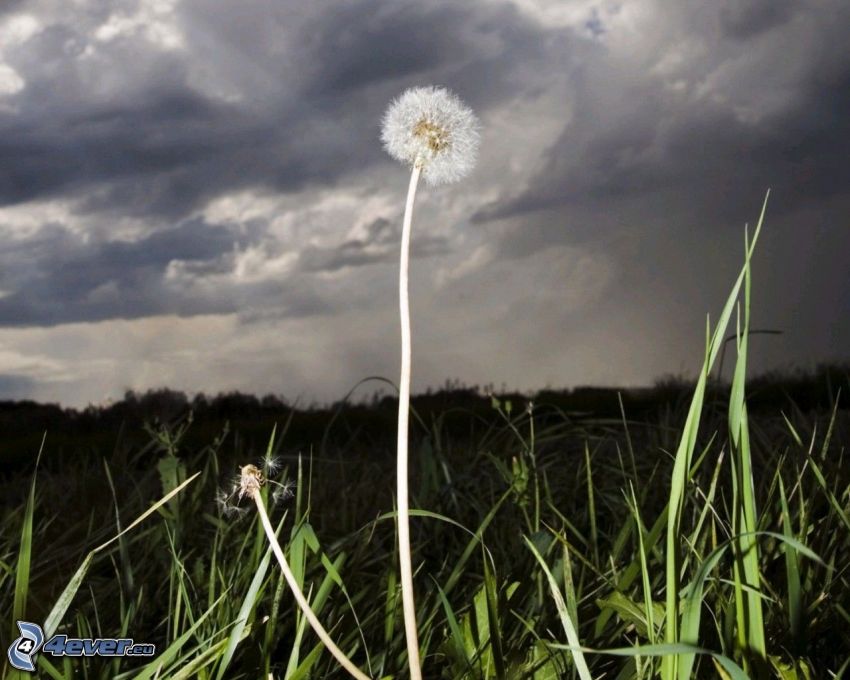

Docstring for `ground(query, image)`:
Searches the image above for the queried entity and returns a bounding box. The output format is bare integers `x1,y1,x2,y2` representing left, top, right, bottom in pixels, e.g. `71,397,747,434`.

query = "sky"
0,0,847,407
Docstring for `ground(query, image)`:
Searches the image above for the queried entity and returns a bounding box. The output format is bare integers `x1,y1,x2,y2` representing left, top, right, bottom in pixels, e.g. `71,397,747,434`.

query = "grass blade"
524,535,592,680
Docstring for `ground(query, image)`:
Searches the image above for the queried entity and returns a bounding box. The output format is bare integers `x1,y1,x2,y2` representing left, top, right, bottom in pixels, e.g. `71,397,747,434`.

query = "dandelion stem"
397,162,423,680
251,489,371,680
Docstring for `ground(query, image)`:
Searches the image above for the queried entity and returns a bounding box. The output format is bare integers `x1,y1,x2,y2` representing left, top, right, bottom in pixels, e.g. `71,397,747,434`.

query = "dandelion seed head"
381,86,480,186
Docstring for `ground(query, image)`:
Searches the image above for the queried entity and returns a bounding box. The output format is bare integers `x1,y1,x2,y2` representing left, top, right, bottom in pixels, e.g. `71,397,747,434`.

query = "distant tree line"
0,363,846,472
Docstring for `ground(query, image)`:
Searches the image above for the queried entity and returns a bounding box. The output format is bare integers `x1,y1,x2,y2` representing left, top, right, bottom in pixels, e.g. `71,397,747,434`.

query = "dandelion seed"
215,484,247,518
263,454,281,475
272,479,296,504
225,502,246,519
381,85,480,186
214,488,230,512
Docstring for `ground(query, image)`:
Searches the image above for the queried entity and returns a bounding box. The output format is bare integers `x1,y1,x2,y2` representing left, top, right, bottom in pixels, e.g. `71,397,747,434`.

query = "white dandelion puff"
381,86,480,186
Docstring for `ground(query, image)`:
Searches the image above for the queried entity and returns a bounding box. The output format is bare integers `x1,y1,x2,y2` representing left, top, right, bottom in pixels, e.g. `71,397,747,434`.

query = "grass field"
2,369,847,679
1,221,849,678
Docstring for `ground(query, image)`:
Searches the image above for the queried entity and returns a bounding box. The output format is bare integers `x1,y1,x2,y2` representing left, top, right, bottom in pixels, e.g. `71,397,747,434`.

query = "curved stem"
397,163,423,680
252,491,371,680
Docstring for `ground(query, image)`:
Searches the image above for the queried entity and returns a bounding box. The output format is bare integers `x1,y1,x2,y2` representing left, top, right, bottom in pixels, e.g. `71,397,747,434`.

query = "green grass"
1,201,849,678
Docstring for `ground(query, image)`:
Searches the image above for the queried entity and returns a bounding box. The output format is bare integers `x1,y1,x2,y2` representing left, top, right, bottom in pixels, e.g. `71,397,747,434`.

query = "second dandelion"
381,85,480,680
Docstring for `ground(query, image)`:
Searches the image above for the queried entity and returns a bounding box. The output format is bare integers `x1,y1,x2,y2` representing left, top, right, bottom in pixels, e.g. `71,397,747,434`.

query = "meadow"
1,360,848,679
1,203,849,679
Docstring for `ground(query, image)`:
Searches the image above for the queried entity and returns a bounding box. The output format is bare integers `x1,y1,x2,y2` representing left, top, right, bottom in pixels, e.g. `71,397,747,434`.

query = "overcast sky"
0,0,847,407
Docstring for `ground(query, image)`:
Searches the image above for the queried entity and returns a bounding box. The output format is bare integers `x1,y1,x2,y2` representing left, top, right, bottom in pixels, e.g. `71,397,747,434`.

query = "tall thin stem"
251,491,371,680
397,162,423,680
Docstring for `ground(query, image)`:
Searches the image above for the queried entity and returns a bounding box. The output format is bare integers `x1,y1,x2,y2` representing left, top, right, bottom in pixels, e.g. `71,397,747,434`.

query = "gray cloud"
476,17,850,228
0,374,38,398
0,0,554,326
719,0,797,40
0,215,346,326
0,0,846,405
298,218,451,273
0,218,245,324
0,0,548,218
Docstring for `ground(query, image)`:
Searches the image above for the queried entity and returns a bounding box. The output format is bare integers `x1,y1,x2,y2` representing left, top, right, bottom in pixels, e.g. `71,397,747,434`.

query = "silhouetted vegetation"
1,363,846,476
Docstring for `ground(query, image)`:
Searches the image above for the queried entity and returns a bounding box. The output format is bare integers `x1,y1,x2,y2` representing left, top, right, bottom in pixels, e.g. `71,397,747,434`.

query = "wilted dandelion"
381,85,480,680
238,463,265,499
235,464,371,680
215,461,292,517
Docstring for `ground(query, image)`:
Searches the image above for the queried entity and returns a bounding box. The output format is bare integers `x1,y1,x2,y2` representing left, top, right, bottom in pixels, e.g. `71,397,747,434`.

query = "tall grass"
1,201,848,678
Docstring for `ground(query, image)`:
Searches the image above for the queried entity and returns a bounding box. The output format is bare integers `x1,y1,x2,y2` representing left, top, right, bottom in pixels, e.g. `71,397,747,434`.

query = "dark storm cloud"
0,21,258,214
0,80,341,218
719,0,797,40
450,0,850,388
0,0,27,19
298,217,450,273
0,374,38,398
0,0,547,218
0,218,249,325
295,0,549,104
0,218,217,326
475,1,850,242
0,0,556,327
297,3,474,94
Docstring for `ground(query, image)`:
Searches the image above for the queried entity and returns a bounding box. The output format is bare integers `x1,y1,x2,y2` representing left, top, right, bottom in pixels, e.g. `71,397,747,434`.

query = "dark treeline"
0,363,846,473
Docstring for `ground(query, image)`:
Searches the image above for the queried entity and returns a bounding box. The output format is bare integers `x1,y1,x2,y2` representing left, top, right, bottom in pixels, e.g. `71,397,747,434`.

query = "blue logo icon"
7,621,44,672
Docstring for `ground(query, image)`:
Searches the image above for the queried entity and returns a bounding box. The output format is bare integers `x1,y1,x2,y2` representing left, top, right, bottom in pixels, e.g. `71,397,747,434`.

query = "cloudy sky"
0,0,847,407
